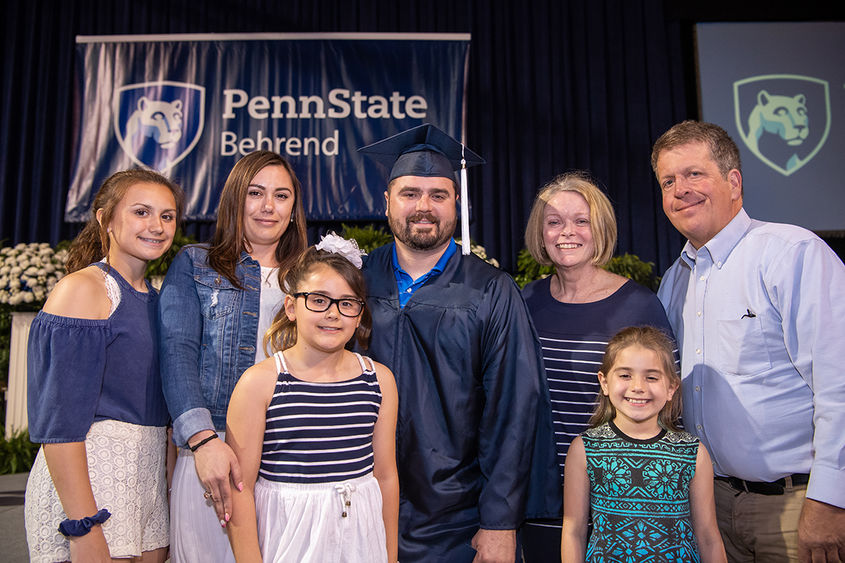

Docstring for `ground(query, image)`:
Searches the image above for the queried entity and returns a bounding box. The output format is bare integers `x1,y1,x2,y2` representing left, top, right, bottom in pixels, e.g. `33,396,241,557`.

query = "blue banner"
67,33,470,222
696,23,845,232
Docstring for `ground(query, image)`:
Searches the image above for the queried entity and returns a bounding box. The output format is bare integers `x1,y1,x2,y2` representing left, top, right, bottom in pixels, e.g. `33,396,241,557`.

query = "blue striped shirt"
260,352,382,483
522,278,676,478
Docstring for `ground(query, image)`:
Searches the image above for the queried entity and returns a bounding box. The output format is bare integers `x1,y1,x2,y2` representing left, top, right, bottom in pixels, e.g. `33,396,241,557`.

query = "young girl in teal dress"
561,326,726,563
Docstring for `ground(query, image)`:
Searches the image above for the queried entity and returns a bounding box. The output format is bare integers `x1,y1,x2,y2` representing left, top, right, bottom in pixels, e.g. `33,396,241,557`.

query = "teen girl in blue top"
25,169,183,563
158,151,307,562
561,326,726,563
225,236,399,562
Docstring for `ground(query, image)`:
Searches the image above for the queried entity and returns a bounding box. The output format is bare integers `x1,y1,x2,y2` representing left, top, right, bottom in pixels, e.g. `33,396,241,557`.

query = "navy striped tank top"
259,351,382,484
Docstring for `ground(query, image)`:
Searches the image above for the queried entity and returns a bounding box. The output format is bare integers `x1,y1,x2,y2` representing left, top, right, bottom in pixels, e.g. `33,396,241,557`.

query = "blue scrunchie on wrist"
58,508,111,537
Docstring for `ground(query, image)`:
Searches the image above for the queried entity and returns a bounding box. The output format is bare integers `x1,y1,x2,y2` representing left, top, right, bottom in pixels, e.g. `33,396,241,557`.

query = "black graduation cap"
358,123,485,254
358,123,485,182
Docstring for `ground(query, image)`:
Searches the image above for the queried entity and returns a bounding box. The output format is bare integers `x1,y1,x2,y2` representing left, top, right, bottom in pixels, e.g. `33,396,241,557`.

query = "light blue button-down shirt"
658,209,845,509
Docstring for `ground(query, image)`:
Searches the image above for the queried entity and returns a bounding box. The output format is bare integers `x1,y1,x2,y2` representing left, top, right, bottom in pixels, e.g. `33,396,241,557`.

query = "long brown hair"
589,326,682,431
65,169,184,274
207,151,307,288
264,247,372,355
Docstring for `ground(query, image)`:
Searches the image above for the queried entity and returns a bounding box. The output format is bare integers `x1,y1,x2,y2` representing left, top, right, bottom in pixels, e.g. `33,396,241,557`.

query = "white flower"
315,232,366,269
0,242,69,307
454,239,500,268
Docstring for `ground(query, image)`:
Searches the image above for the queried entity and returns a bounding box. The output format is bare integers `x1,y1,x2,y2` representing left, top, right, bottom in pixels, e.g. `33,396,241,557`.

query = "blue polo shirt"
392,238,457,308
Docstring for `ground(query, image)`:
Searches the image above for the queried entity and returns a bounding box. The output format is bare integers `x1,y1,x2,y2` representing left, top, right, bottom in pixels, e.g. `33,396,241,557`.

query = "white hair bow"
315,232,366,268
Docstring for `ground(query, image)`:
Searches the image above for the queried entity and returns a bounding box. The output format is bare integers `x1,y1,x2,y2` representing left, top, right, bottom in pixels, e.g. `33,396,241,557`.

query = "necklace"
263,267,278,288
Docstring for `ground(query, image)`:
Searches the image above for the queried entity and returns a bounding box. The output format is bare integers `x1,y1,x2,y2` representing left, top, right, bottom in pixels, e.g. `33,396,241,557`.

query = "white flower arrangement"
454,238,500,268
0,242,68,307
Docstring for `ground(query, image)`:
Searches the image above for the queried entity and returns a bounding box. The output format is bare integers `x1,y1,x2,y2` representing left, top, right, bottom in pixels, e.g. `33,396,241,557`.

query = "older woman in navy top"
25,169,184,563
158,151,306,562
520,171,676,563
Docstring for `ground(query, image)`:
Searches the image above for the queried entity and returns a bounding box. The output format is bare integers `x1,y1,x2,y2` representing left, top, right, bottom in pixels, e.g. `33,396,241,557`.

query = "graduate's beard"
389,211,456,251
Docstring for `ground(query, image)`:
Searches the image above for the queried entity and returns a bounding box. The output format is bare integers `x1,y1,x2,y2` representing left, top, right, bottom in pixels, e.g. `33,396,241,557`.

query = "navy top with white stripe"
260,351,382,484
522,278,676,478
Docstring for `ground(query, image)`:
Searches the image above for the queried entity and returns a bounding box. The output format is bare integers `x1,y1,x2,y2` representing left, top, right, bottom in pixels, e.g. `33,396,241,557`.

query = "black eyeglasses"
293,292,364,317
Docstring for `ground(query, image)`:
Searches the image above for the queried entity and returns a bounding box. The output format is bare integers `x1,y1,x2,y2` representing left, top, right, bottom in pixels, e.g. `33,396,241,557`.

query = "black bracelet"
58,508,111,537
189,432,219,452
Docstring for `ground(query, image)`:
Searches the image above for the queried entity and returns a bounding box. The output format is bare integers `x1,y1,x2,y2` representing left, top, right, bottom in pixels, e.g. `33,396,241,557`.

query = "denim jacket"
158,245,261,447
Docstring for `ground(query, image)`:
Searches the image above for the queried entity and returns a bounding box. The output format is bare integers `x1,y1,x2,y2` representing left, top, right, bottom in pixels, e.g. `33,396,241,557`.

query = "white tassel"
460,146,470,255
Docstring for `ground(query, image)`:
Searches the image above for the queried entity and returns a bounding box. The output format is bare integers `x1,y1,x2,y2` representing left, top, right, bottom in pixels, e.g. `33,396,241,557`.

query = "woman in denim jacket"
158,151,307,562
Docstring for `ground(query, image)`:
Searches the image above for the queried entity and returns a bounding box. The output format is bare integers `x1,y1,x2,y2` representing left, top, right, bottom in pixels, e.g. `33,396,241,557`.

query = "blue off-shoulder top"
27,264,168,443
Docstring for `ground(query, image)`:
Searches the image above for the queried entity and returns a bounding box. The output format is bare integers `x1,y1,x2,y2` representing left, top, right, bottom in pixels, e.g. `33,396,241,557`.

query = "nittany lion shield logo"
734,74,830,176
113,81,205,172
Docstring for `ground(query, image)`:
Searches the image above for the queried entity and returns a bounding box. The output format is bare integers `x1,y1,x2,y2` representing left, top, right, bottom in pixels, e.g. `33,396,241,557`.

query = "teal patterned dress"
583,421,700,563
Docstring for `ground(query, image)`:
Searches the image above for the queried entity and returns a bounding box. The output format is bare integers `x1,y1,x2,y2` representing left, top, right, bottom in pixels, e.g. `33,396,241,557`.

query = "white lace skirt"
255,473,387,563
24,419,169,562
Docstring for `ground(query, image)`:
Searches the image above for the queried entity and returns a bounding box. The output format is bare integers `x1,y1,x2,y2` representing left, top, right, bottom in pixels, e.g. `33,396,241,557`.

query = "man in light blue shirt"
652,120,845,562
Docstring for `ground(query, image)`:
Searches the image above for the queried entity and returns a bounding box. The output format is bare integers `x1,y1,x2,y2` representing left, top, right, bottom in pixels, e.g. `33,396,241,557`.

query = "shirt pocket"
716,317,772,376
195,274,238,320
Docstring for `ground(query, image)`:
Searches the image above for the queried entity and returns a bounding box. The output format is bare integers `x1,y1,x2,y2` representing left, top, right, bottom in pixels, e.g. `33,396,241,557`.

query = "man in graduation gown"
359,124,558,562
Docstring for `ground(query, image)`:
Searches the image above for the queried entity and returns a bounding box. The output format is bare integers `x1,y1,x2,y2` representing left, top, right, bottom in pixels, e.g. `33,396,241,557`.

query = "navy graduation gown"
364,244,559,562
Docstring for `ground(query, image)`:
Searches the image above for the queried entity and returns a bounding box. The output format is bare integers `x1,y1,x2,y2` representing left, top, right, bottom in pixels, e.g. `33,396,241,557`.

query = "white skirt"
255,473,387,563
24,419,169,563
169,443,236,563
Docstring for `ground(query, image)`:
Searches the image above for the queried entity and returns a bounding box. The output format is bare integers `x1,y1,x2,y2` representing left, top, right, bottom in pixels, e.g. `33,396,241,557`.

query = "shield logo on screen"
733,74,830,177
113,81,205,172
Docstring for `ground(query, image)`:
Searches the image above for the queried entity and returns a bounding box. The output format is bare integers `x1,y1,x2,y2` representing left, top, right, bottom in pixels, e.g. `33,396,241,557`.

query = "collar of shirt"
680,208,751,270
392,238,457,308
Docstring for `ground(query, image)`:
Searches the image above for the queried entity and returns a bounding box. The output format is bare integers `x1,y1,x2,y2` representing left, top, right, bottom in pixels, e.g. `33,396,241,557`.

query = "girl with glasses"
224,235,399,563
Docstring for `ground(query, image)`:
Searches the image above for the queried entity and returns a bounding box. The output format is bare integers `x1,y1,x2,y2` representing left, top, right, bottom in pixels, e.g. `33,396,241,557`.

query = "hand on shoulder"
42,266,110,319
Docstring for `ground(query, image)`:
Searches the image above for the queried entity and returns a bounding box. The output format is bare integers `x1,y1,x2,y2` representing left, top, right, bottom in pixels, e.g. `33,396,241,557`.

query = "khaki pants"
714,478,805,563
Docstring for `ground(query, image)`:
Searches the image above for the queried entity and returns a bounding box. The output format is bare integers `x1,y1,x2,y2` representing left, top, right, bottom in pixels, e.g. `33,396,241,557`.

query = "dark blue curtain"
4,0,836,272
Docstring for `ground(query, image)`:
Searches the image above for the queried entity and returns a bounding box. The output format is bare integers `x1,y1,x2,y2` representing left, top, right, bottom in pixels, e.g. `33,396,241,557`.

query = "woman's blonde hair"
589,326,682,431
524,171,617,268
264,247,372,355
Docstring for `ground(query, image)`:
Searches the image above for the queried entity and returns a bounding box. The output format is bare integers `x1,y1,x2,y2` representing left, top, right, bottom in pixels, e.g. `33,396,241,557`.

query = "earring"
290,217,294,223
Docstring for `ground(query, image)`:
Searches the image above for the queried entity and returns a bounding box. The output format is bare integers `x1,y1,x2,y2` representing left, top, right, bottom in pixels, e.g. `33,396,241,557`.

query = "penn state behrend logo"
113,81,205,172
734,74,830,177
